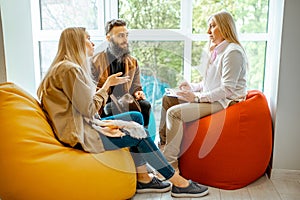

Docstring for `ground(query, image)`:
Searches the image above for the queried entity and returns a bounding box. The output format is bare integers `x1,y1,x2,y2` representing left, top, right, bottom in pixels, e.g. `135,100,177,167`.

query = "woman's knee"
167,106,182,119
129,111,144,125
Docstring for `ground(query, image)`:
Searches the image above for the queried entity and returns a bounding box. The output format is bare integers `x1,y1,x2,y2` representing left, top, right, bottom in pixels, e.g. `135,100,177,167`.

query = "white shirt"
191,40,248,108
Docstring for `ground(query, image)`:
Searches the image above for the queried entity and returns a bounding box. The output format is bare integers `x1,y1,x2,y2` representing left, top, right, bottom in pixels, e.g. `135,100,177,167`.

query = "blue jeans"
100,133,175,180
100,111,175,180
101,111,144,126
102,111,150,137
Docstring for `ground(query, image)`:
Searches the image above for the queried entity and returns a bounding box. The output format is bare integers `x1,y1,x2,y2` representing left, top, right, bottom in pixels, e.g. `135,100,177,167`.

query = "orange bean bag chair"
179,90,273,190
0,82,136,200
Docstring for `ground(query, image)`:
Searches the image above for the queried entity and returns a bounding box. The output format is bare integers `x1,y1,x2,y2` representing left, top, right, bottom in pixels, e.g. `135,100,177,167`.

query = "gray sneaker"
171,180,209,198
136,177,171,193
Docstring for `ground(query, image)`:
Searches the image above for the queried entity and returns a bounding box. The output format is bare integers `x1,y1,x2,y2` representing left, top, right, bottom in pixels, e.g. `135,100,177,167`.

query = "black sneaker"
136,177,171,193
171,180,209,198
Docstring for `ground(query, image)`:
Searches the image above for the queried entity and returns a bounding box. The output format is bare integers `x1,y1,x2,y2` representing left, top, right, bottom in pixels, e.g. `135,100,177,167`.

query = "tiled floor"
131,173,300,200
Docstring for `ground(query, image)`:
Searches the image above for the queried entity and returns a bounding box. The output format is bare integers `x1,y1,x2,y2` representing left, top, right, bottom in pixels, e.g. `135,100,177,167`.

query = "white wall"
0,7,6,83
272,0,300,170
0,0,35,94
0,0,299,171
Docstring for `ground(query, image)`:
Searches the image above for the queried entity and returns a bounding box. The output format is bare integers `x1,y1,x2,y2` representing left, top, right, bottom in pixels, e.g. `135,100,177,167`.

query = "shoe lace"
152,177,161,185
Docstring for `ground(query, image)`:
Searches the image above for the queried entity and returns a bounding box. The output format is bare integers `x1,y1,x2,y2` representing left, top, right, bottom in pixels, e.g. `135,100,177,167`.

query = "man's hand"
134,90,146,100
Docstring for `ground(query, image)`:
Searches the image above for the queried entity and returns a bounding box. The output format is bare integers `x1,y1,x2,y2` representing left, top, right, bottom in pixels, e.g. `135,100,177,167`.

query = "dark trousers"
138,99,151,126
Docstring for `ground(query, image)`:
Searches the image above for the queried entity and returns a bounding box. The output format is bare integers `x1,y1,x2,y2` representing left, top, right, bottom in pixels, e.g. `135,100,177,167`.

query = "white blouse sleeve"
190,82,203,92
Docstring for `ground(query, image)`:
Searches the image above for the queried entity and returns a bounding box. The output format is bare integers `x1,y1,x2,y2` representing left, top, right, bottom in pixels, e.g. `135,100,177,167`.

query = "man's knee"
139,100,151,111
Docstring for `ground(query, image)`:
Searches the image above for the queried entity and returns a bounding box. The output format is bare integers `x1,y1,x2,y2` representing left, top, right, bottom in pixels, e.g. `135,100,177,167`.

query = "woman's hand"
92,119,125,137
100,127,125,137
179,81,192,91
177,90,195,102
102,72,130,91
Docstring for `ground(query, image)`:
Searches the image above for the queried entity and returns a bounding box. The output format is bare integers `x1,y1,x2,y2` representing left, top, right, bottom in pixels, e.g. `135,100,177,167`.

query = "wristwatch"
194,95,200,103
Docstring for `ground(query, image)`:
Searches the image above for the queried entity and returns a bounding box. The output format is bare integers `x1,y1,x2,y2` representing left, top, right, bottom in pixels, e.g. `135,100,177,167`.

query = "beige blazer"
40,61,108,153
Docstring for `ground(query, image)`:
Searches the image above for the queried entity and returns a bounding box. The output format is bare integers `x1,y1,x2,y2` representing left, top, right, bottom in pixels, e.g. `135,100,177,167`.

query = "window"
32,0,270,113
119,0,181,29
33,0,105,77
40,0,99,30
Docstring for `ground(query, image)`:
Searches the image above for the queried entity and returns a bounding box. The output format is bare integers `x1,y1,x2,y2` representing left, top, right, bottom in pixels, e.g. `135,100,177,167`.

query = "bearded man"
91,19,151,127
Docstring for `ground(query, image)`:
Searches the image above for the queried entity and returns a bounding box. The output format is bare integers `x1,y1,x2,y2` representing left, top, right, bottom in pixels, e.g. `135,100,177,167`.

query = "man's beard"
108,39,130,62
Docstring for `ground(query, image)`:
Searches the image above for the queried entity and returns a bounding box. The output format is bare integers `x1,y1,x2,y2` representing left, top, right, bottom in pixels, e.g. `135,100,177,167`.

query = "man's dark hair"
105,19,127,35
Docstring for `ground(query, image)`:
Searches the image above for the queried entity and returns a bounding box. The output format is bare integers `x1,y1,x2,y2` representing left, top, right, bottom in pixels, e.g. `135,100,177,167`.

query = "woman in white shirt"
158,11,248,173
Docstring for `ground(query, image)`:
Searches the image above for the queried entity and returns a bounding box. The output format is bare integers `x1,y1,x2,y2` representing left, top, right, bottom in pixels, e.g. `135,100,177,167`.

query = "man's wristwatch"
194,95,200,103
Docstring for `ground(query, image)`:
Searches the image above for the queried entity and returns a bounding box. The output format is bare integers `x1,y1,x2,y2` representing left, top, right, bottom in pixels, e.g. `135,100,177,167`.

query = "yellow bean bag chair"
0,82,136,200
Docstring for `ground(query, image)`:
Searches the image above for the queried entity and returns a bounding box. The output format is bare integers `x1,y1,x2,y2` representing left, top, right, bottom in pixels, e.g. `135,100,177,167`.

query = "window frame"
32,0,277,97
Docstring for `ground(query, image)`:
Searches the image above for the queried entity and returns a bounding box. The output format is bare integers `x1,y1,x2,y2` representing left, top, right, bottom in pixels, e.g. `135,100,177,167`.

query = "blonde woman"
37,27,208,198
158,11,248,174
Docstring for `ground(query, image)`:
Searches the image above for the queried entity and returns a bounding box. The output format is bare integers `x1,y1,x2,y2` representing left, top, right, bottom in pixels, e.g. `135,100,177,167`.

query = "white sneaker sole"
136,185,172,194
171,190,209,198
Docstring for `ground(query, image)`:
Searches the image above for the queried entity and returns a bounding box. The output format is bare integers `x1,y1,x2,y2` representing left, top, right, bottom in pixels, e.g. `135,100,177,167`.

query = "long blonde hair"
200,11,248,72
37,27,94,99
209,11,241,46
